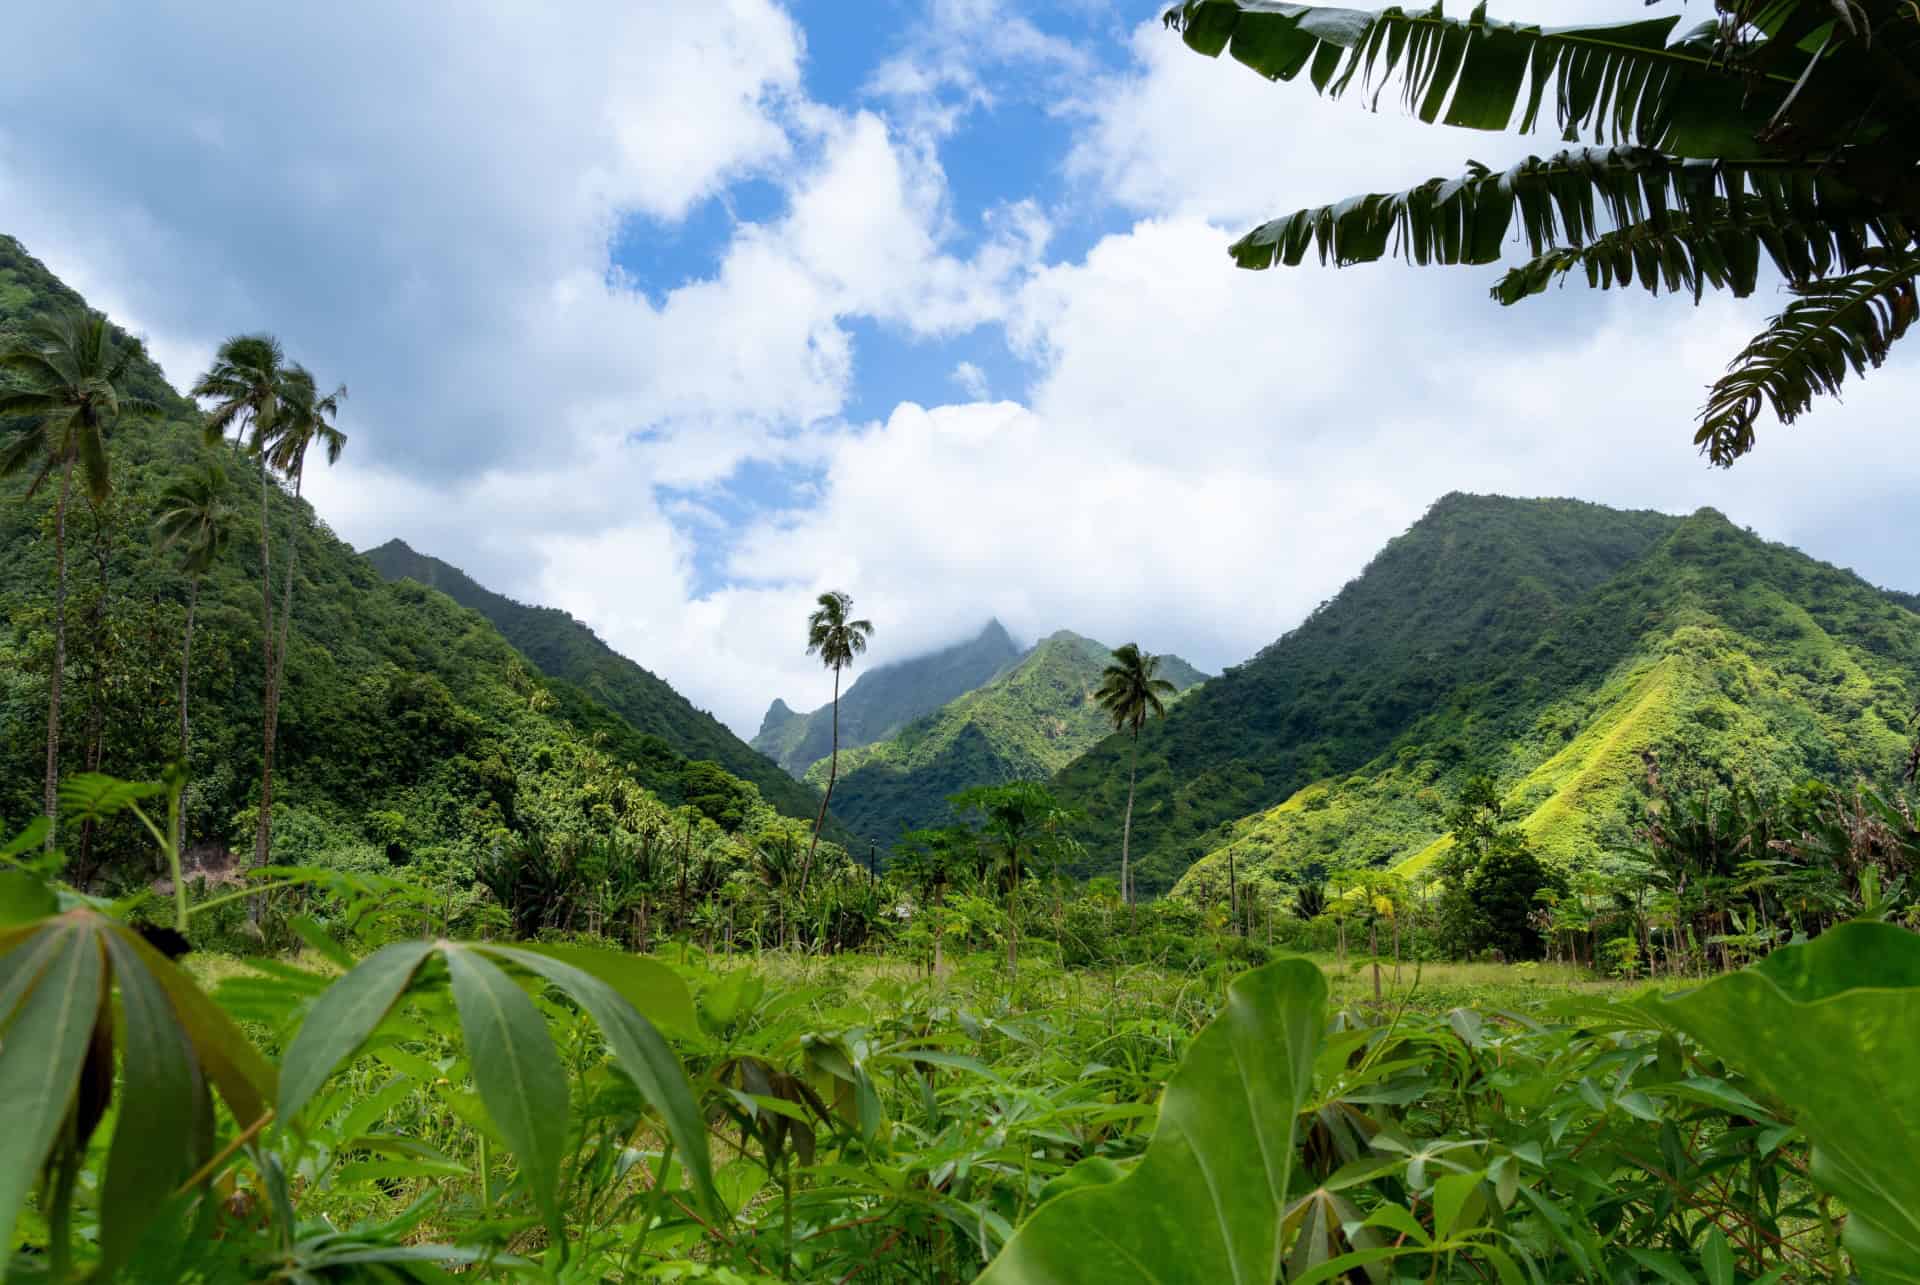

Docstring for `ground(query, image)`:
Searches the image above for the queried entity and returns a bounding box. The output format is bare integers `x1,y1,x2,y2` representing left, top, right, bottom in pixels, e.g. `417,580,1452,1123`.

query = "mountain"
0,235,829,884
753,619,1023,776
362,538,825,826
1048,494,1920,896
805,630,1208,847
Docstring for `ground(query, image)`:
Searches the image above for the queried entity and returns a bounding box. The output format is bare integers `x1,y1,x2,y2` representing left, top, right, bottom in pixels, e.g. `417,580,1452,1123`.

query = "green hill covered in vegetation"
362,538,826,826
805,630,1207,846
0,235,833,889
752,618,1022,775
1170,507,1920,900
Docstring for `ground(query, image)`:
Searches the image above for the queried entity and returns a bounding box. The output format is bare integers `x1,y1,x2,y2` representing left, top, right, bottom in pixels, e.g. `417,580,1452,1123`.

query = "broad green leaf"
444,945,570,1245
1700,1226,1734,1285
279,939,433,1126
977,959,1325,1284
1656,922,1920,1282
97,927,207,1276
484,943,720,1218
0,872,56,927
0,921,100,1282
506,941,698,1038
114,923,275,1127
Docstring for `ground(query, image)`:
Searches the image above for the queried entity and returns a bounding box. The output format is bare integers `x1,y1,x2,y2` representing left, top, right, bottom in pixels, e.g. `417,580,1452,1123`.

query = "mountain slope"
0,235,827,886
1052,494,1685,892
753,619,1023,776
363,538,825,826
1170,509,1920,900
810,631,1208,846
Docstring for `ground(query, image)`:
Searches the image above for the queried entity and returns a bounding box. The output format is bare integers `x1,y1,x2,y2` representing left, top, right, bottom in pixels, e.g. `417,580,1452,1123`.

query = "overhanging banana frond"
1232,146,1904,273
1698,254,1919,463
1165,0,1790,157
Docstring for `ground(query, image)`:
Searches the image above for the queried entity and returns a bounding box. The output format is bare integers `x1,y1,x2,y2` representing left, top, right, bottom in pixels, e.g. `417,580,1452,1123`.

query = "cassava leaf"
443,945,570,1246
113,922,276,1127
504,941,699,1039
279,939,433,1126
977,958,1325,1284
0,921,101,1282
0,872,57,928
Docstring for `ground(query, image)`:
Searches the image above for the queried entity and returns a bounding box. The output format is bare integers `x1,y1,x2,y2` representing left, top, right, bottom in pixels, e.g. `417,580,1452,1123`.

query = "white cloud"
951,361,991,399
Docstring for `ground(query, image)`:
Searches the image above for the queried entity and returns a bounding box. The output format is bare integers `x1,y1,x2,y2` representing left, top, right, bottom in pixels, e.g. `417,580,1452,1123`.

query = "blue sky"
2,0,1914,733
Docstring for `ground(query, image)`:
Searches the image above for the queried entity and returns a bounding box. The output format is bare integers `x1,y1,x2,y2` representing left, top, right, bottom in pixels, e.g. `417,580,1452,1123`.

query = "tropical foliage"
1165,0,1920,463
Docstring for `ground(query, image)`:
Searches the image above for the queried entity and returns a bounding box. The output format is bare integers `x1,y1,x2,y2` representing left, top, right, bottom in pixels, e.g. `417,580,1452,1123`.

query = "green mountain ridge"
753,618,1023,775
809,629,1209,847
362,538,828,828
0,234,829,884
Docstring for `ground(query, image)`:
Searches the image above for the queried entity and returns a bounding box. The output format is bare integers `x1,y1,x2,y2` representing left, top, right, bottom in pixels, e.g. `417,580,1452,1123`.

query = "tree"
800,590,873,894
191,334,293,909
1435,776,1564,959
895,825,973,974
152,462,233,856
0,309,159,850
1164,0,1920,464
952,780,1058,978
1094,642,1177,925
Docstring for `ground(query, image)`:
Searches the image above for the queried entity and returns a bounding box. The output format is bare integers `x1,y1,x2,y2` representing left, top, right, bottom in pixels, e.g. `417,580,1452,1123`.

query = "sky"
2,0,1914,737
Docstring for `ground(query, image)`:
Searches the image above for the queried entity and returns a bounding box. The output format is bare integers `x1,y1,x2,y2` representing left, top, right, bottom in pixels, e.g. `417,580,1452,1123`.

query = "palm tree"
260,367,346,825
153,462,232,858
800,590,873,893
1094,643,1176,926
0,309,159,850
191,334,292,903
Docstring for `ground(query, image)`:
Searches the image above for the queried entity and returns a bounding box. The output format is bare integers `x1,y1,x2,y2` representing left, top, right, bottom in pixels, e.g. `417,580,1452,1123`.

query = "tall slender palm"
191,334,292,901
1094,643,1176,925
801,590,873,894
261,368,346,803
0,310,159,850
153,462,233,858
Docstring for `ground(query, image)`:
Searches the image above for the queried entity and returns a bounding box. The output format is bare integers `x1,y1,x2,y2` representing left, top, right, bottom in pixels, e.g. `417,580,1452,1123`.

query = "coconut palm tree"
153,462,233,857
0,309,159,850
191,334,293,902
260,367,346,816
1094,642,1176,925
800,590,873,893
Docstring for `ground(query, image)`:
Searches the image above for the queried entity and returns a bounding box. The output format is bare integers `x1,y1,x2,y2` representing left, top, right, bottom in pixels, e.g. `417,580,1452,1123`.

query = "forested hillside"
806,630,1207,846
0,235,832,888
1172,507,1920,900
1053,494,1684,890
363,538,827,825
753,618,1022,775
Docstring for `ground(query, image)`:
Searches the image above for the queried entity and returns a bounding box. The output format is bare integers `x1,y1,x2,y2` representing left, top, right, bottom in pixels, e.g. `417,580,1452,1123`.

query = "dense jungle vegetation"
5,0,1920,1277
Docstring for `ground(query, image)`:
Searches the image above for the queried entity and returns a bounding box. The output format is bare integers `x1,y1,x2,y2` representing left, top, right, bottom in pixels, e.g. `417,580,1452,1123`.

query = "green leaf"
443,945,570,1246
0,921,101,1281
1700,1225,1735,1285
97,927,207,1275
278,939,433,1126
0,872,56,927
114,923,276,1127
505,941,699,1039
484,944,720,1218
1656,922,1920,1281
977,959,1325,1284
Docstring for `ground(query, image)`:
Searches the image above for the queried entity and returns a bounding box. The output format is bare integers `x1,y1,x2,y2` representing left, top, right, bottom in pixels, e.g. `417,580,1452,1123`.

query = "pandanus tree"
1094,642,1176,924
952,780,1059,978
152,462,233,856
800,589,873,894
192,334,294,909
1164,0,1920,464
0,310,159,850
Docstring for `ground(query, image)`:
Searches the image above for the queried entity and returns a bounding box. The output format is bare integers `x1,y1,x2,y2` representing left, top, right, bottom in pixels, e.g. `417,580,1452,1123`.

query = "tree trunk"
43,453,75,853
1369,917,1381,1002
802,663,841,896
265,473,303,804
249,450,277,927
77,495,113,878
1227,847,1237,936
1006,853,1019,979
176,575,200,858
932,884,944,977
1121,730,1139,932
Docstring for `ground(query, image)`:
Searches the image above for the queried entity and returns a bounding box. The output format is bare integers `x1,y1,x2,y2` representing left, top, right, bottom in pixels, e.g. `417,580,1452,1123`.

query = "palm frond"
1165,0,1786,157
1698,255,1919,463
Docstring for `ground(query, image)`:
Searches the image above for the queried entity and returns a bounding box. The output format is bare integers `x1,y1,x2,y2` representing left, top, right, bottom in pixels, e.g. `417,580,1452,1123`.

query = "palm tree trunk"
1007,854,1019,979
176,575,199,857
267,473,302,764
250,451,276,926
43,452,75,852
1121,730,1139,932
802,663,841,896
